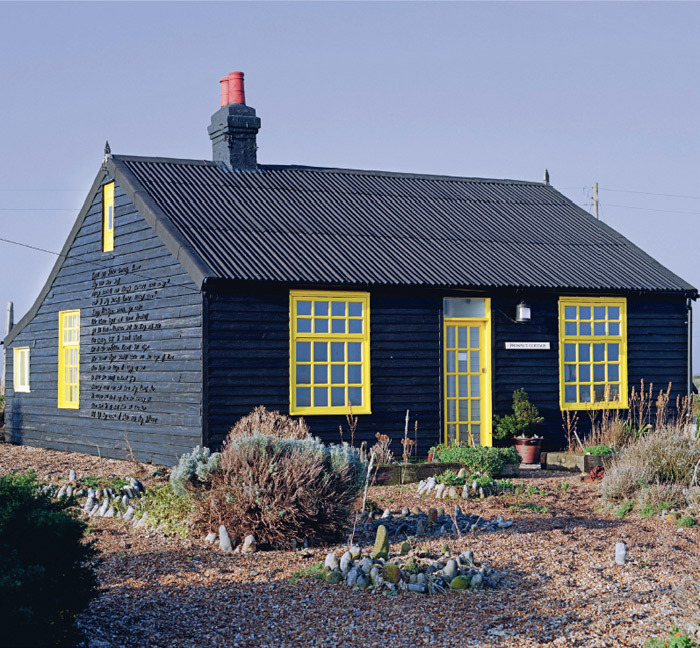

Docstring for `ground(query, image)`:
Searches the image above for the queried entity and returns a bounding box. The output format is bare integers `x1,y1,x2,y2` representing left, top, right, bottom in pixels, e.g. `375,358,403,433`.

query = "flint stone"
448,487,458,499
122,495,129,507
347,567,360,587
381,509,392,519
423,477,437,495
69,469,77,481
416,519,426,536
357,573,370,588
401,507,410,517
457,468,466,479
400,541,411,555
350,545,362,560
455,505,464,518
57,485,67,499
408,582,427,593
428,508,438,525
615,542,627,565
434,483,446,499
104,506,116,518
98,500,110,516
89,504,100,516
124,506,134,521
87,488,96,499
66,486,74,499
219,525,234,552
241,535,257,553
205,532,217,544
340,551,353,576
443,559,458,580
411,507,423,515
471,572,484,589
325,552,339,570
371,525,389,560
462,484,470,498
116,511,123,519
84,497,95,513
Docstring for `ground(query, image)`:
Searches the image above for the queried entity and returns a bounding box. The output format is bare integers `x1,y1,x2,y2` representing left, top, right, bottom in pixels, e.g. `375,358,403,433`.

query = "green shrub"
170,445,221,496
493,389,544,441
436,469,464,486
645,627,697,648
194,435,365,548
561,482,570,491
585,445,613,456
0,471,98,647
676,515,696,528
140,483,193,538
436,445,520,477
615,500,635,517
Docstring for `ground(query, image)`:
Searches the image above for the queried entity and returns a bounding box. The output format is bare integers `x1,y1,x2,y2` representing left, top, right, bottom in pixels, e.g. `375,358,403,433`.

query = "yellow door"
443,298,491,446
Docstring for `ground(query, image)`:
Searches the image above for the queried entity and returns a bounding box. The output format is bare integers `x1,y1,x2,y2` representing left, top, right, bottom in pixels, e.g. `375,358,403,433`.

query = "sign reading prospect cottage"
505,342,551,350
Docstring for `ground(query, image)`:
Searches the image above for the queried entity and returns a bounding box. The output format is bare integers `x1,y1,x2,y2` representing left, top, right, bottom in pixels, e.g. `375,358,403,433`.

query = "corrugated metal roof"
114,156,696,294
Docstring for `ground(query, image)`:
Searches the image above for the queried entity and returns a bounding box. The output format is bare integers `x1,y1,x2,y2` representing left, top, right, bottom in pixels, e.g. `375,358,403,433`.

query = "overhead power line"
601,187,700,200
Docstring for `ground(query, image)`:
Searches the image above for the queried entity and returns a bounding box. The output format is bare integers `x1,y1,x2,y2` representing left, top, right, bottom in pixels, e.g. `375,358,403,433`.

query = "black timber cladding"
117,156,696,295
4,178,203,465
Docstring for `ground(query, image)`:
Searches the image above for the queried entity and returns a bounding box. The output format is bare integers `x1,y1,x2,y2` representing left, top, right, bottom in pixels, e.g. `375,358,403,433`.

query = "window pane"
593,384,606,402
315,301,328,317
458,351,468,372
331,302,345,316
331,387,345,407
471,400,481,420
314,342,327,362
579,364,591,382
593,306,605,320
446,351,455,372
446,326,455,348
565,322,577,335
296,364,311,384
470,375,480,397
331,342,345,361
579,306,591,320
469,327,479,348
444,298,485,318
314,318,328,333
609,322,620,336
297,318,312,333
348,386,363,407
470,350,480,373
593,364,605,381
458,374,468,397
593,322,606,336
564,364,576,382
314,364,328,384
579,322,592,336
564,306,576,319
314,387,328,407
609,384,620,400
447,424,457,444
331,364,345,384
447,400,456,420
458,327,469,348
579,385,591,402
296,387,311,407
608,364,619,381
458,400,470,420
348,364,362,384
348,319,363,334
297,301,312,316
564,344,576,362
296,342,311,362
565,385,577,403
608,306,620,320
347,342,361,362
593,344,605,362
578,344,590,361
331,319,346,334
446,375,456,397
608,343,619,361
348,302,363,317
471,424,481,440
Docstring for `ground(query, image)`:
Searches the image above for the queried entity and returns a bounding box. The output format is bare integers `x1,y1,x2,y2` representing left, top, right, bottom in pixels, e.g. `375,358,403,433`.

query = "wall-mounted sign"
505,342,551,350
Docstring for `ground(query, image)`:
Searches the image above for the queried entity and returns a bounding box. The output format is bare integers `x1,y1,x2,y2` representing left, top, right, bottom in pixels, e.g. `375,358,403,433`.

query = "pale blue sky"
0,1,698,372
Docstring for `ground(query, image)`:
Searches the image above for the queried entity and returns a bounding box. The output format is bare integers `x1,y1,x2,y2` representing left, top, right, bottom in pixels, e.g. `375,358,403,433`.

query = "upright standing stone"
428,508,438,525
615,542,627,565
241,535,257,553
219,525,233,552
371,525,389,559
69,469,77,482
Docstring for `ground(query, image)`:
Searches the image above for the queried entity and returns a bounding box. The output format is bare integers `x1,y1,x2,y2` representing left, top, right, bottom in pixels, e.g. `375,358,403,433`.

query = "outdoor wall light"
515,301,531,323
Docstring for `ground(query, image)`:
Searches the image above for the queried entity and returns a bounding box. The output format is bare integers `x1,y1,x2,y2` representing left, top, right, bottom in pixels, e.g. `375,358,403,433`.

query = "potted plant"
493,389,544,464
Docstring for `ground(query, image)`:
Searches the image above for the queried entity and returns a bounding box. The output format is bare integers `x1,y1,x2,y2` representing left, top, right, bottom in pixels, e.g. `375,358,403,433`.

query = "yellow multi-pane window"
559,297,628,409
290,291,370,415
13,347,30,392
58,310,80,409
103,182,114,252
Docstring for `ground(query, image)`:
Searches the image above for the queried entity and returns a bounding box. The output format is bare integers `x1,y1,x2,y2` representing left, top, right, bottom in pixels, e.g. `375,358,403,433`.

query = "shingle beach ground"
1,442,698,648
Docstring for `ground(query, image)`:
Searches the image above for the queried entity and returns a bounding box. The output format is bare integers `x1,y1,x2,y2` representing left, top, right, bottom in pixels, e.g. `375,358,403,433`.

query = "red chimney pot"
227,71,246,105
219,77,230,108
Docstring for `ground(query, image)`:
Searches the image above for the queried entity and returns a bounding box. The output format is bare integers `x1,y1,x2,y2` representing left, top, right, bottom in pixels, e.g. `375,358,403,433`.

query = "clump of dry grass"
228,405,309,440
601,425,700,510
636,483,686,511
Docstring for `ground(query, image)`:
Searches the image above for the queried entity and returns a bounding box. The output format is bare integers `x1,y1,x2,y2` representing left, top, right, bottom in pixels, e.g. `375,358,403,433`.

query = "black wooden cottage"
3,73,697,465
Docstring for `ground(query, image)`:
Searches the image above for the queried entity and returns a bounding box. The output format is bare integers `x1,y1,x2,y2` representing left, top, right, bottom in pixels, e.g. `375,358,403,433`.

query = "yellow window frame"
103,182,115,252
443,298,492,447
558,296,628,410
58,309,80,409
290,290,371,415
13,347,30,393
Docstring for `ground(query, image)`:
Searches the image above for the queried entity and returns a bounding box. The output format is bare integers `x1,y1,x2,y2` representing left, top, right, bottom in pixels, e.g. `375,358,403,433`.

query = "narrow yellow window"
558,297,628,410
103,182,114,252
58,310,80,409
290,291,371,415
13,347,30,393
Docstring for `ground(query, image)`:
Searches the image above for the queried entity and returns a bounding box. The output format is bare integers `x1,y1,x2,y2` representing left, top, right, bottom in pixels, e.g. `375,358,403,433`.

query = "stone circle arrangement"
416,471,510,500
321,524,503,595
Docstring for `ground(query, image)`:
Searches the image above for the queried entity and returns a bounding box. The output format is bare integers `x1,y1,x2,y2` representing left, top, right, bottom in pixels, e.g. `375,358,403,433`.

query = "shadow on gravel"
504,514,624,534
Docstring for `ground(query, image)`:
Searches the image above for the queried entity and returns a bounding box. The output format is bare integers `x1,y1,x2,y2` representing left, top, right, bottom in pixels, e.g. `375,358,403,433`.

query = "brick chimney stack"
208,71,261,171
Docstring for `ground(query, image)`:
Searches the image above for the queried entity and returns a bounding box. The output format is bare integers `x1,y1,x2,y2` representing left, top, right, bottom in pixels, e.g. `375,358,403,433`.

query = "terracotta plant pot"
514,437,542,465
427,452,435,463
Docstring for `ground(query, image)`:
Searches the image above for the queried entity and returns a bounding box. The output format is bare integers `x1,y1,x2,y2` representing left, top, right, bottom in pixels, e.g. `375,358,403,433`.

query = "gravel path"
2,442,698,648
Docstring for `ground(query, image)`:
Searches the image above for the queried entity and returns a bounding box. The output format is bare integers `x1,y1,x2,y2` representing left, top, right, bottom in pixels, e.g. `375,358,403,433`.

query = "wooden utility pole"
592,182,599,219
1,302,13,394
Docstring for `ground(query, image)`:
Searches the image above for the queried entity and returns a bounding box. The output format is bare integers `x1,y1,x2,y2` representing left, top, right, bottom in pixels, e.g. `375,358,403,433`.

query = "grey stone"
416,572,427,583
434,483,446,499
124,506,134,521
408,582,427,593
87,488,96,499
462,483,470,498
422,477,436,495
241,534,257,553
346,567,360,587
369,566,380,584
455,505,464,518
371,525,389,560
462,550,474,565
470,572,484,589
66,486,73,499
122,495,129,508
400,541,411,555
83,496,95,513
104,506,116,518
325,552,339,570
443,559,458,580
416,519,426,536
98,500,110,516
205,532,217,544
360,558,373,574
349,545,362,560
89,504,100,517
340,551,353,576
615,542,627,565
69,469,77,482
356,574,369,588
401,507,410,517
219,525,234,552
57,485,67,499
76,489,84,497
116,511,123,519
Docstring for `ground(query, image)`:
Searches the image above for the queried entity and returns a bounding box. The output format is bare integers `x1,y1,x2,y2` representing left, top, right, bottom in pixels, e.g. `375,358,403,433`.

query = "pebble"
241,535,257,554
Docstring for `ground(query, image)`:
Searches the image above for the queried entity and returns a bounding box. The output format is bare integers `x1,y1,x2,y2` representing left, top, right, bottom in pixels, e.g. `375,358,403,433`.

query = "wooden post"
1,301,13,395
